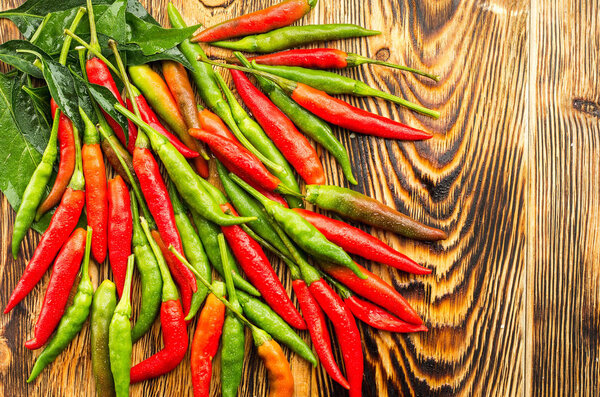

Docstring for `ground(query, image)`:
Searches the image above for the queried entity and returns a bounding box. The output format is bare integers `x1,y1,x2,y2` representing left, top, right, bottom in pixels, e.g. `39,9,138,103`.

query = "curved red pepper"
345,295,428,333
292,279,349,389
293,209,430,274
198,108,237,141
108,175,132,296
24,228,87,350
231,69,325,185
4,187,85,313
321,262,422,325
221,204,306,330
130,299,188,382
249,48,349,69
308,279,363,397
86,57,138,152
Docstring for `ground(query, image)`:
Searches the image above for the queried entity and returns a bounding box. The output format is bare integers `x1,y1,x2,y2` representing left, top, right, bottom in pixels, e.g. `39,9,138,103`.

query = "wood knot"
375,47,391,62
199,0,234,7
0,337,12,373
573,98,600,118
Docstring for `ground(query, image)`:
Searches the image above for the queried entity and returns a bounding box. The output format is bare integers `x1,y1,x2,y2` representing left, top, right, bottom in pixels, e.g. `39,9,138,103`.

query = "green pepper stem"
68,121,85,191
140,217,179,302
347,53,440,82
359,85,440,119
59,7,86,66
115,255,135,313
86,0,101,55
29,14,50,44
81,226,93,283
320,270,352,299
64,29,120,76
217,233,238,307
228,172,272,208
109,40,141,119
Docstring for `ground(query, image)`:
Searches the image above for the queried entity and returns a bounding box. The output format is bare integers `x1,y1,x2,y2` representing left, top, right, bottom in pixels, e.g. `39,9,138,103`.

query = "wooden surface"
0,0,598,395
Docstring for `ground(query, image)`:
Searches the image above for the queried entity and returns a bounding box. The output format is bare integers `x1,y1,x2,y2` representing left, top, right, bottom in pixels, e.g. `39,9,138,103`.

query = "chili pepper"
320,261,422,325
90,280,117,397
11,108,60,259
236,290,317,365
255,330,295,397
27,227,94,382
328,275,427,333
305,184,447,241
116,104,256,226
212,69,302,206
293,208,431,274
197,106,237,140
190,210,261,297
109,255,134,397
309,279,363,397
229,173,366,279
130,218,188,383
252,62,439,118
24,227,87,350
35,103,76,219
130,193,162,342
80,108,108,263
169,184,211,321
221,203,306,329
210,24,380,53
244,48,440,81
193,0,317,42
107,175,132,296
5,113,86,314
237,53,357,185
229,68,325,185
126,89,200,159
191,281,226,397
206,60,433,141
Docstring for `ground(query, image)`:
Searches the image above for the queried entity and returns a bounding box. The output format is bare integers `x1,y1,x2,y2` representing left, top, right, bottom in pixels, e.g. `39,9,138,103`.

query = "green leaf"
96,0,127,43
0,73,53,233
0,40,45,78
121,42,194,69
41,58,84,132
69,66,98,125
125,12,200,56
12,75,51,153
126,0,158,25
22,85,51,126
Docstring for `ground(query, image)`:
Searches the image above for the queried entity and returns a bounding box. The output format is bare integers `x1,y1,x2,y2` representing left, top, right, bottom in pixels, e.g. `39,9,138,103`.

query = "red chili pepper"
191,291,226,397
198,107,237,141
24,228,87,350
108,175,132,296
86,57,138,152
231,69,325,185
345,295,427,333
221,204,306,329
192,0,316,43
308,279,363,397
321,261,422,325
4,187,85,313
36,101,75,219
293,209,430,274
130,299,188,382
248,48,349,69
292,279,349,389
126,94,199,159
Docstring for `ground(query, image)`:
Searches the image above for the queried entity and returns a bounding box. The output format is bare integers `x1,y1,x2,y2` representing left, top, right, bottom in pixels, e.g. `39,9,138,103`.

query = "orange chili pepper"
257,337,294,397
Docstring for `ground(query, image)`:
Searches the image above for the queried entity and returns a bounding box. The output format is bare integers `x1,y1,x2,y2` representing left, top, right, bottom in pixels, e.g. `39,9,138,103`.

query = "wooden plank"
0,0,531,396
527,0,600,396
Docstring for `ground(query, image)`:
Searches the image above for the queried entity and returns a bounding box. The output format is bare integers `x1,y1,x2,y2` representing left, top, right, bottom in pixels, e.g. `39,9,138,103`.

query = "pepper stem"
228,172,272,208
347,53,440,82
81,226,93,283
86,0,101,56
140,217,179,302
109,40,141,120
115,255,135,313
59,7,86,66
63,29,120,76
29,14,50,44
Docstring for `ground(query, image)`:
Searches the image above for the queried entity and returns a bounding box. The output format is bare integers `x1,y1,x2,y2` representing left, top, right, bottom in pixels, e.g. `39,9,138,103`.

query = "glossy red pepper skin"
126,95,199,159
249,48,349,69
308,279,363,397
24,228,87,350
108,176,132,296
231,70,325,185
345,295,428,333
130,299,188,383
36,101,75,219
293,209,430,274
321,262,422,325
198,108,237,141
221,204,306,330
291,83,432,140
4,188,85,313
193,0,315,43
82,143,108,264
292,279,349,389
86,57,137,152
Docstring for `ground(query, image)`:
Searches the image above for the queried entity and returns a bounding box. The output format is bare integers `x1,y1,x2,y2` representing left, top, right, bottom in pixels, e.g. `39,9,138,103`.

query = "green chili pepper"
109,255,135,397
236,53,357,185
90,280,117,397
212,69,303,206
210,24,380,53
304,184,448,241
27,227,94,382
191,209,260,297
218,233,246,397
236,290,317,365
217,160,288,254
168,183,211,321
11,108,60,259
140,217,179,301
115,104,256,226
229,173,366,279
251,61,439,118
130,193,162,342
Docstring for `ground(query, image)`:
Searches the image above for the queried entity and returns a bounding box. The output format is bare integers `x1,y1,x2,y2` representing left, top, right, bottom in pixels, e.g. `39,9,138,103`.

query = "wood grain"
0,0,598,396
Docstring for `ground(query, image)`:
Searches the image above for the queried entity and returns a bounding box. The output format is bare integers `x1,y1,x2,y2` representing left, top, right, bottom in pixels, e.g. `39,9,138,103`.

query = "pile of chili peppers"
3,0,446,396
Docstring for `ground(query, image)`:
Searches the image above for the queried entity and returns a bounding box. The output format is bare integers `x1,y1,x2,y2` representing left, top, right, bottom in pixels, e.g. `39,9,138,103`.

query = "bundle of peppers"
1,0,447,396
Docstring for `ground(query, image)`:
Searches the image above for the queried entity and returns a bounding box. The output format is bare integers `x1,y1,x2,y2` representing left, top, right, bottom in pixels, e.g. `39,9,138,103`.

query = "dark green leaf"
126,0,158,25
22,85,51,125
69,67,98,125
125,12,200,56
122,43,194,69
13,75,51,152
96,0,127,43
0,40,45,78
41,58,84,132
